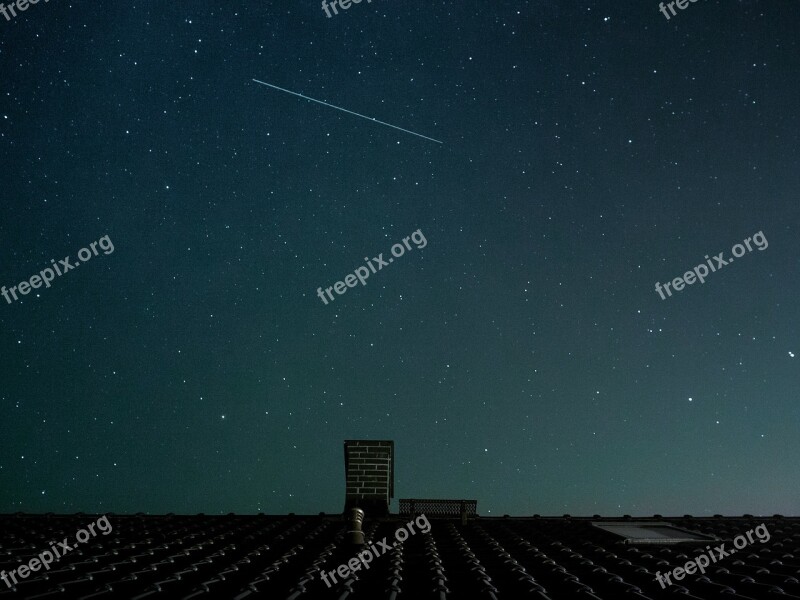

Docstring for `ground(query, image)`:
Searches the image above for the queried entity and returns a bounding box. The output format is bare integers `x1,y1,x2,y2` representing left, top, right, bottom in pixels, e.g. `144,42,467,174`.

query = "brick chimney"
343,440,394,515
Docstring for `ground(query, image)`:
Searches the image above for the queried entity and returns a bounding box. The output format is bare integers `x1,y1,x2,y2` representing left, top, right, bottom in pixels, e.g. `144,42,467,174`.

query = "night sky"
1,1,799,517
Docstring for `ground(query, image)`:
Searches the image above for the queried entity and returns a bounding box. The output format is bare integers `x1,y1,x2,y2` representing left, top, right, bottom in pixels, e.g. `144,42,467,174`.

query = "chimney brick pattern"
343,440,394,515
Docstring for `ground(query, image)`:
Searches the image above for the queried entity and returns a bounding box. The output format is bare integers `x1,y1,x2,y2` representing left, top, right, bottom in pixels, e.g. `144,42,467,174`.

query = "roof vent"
347,508,365,546
400,499,477,524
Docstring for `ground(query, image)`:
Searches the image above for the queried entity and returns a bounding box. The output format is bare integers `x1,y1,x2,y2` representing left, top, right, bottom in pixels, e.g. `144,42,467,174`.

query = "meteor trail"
252,79,443,144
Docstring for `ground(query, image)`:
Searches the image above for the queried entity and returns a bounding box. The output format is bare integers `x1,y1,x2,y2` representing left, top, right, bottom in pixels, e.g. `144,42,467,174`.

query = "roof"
0,513,797,599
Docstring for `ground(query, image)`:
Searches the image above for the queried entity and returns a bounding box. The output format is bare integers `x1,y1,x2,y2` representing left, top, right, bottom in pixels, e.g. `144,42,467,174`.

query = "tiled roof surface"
1,514,798,599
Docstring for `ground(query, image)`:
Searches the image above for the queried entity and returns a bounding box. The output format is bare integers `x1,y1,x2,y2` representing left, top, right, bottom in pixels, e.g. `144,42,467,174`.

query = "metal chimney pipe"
347,508,365,546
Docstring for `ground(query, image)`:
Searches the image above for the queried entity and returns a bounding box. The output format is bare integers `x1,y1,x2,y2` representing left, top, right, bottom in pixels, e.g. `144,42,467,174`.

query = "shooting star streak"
252,79,443,144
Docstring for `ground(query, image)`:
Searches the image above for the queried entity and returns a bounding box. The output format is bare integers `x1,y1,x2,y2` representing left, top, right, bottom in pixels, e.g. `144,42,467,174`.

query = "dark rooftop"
1,513,798,599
